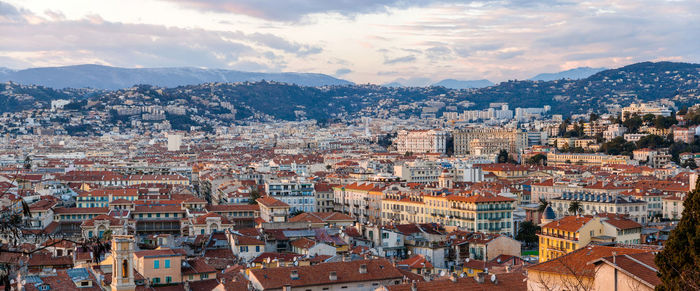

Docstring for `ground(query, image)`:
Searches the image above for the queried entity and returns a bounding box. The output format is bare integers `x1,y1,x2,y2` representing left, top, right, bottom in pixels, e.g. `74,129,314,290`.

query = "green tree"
527,154,547,165
248,189,261,205
515,221,540,248
289,209,305,217
497,149,510,163
536,197,550,214
567,201,583,216
623,114,643,133
655,180,700,290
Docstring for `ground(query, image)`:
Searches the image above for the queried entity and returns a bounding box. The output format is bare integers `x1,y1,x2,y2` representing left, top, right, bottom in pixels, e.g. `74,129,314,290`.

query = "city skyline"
1,0,699,84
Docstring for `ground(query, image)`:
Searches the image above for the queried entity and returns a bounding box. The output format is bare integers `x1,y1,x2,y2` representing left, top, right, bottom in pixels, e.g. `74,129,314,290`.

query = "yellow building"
537,216,604,262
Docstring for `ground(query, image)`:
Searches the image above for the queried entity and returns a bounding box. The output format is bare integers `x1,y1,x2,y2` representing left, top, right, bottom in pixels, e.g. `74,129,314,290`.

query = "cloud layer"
1,0,698,83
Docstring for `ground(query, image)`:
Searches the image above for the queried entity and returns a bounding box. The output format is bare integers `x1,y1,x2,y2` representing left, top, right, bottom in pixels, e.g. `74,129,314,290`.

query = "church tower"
111,235,136,291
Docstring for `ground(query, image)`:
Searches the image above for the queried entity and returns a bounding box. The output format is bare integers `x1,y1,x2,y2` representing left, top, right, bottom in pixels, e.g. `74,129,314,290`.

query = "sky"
0,0,698,84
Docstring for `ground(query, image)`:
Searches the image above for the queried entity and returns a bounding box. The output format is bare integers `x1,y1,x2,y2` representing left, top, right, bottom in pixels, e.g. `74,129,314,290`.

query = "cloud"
163,0,435,22
425,46,452,61
384,55,416,65
0,1,324,70
335,68,352,76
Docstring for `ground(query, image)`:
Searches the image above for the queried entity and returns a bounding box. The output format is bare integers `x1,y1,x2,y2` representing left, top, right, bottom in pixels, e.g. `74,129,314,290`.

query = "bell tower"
111,235,136,291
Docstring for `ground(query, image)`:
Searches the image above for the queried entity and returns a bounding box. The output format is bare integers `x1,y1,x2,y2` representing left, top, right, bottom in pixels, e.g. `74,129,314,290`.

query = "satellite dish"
439,270,446,277
491,274,496,282
407,250,412,255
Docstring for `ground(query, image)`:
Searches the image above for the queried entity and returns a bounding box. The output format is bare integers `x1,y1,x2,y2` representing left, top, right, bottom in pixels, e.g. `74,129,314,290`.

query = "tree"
497,149,509,163
537,197,550,214
622,114,643,133
589,113,599,122
655,180,700,291
527,153,547,165
23,156,31,170
248,189,261,204
681,159,698,169
515,221,540,248
568,201,583,216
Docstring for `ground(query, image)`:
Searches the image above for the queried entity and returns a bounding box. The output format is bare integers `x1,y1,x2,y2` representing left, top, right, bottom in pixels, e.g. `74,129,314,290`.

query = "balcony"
538,232,578,241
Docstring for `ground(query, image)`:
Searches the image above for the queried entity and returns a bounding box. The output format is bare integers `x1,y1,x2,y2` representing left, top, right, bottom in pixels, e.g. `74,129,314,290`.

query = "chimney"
411,280,418,291
290,270,299,280
283,285,292,291
475,272,485,284
612,252,617,264
329,271,337,281
359,264,367,274
449,273,458,283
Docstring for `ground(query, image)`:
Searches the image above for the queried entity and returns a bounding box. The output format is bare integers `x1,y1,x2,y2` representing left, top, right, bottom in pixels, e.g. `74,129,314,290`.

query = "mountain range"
529,67,607,81
0,64,353,89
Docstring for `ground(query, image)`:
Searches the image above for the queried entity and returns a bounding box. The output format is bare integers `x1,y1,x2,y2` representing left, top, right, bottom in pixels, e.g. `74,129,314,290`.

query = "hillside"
529,67,607,81
1,61,699,122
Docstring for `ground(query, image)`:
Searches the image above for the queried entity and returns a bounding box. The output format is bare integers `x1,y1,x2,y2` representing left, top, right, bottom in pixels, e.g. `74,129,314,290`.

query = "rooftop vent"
329,271,337,281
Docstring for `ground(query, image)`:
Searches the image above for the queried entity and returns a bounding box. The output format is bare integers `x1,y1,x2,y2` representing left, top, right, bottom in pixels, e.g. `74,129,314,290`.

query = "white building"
265,178,316,212
394,129,448,154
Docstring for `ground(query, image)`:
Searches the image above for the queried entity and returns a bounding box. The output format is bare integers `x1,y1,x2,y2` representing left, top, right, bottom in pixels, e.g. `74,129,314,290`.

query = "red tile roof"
249,259,403,289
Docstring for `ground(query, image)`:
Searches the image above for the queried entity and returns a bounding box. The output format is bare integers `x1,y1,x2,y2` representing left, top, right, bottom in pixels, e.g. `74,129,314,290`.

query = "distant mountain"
432,79,494,89
382,77,433,87
530,67,607,81
0,64,352,89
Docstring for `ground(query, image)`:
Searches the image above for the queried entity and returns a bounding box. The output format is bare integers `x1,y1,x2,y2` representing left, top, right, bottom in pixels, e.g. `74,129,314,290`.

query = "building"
621,103,672,121
381,193,516,236
257,196,290,223
265,178,316,213
537,215,643,263
394,129,448,154
673,126,696,143
133,248,185,285
247,259,405,291
167,133,182,151
333,183,385,224
591,252,661,291
453,127,527,157
549,192,648,223
527,245,657,291
546,152,633,166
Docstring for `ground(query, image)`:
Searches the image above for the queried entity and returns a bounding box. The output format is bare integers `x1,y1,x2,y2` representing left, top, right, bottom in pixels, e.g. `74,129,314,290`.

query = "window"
189,275,193,280
154,260,160,269
166,276,172,283
201,273,209,279
240,246,249,252
165,259,170,268
255,246,260,252
152,278,161,285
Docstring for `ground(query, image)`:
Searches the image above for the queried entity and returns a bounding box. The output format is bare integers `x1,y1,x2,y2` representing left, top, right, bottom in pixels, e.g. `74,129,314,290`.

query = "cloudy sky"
1,0,698,84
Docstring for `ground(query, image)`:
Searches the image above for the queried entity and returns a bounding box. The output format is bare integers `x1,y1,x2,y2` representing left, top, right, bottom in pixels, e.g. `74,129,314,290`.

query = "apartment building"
546,152,633,166
381,193,516,236
333,183,385,224
133,248,185,285
537,215,642,263
265,178,316,213
257,196,290,223
393,160,443,184
621,103,672,121
76,188,138,208
394,129,448,154
550,192,648,223
453,127,527,156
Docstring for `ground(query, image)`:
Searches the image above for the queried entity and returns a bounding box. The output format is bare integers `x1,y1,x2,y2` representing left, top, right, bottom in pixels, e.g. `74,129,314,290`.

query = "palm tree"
537,197,550,213
568,201,583,216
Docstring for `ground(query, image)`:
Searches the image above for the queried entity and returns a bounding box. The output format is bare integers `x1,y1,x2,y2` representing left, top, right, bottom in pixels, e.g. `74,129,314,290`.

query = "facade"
381,193,516,236
265,178,316,213
394,129,448,154
546,152,633,166
549,192,648,223
257,196,290,223
133,248,185,285
453,127,527,156
621,103,672,121
333,183,385,224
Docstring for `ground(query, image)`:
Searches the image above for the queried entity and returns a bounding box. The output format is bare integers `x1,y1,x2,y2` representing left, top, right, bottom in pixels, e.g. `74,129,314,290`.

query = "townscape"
1,92,700,290
2,0,700,290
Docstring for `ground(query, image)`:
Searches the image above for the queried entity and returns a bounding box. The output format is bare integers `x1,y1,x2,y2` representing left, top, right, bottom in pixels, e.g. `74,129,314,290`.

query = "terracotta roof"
192,212,231,225
249,259,403,289
398,255,433,269
205,204,260,212
290,237,316,249
288,212,354,223
181,258,216,275
256,196,289,208
542,215,594,232
528,245,652,277
252,252,304,264
592,252,661,288
134,248,185,258
232,234,264,246
386,272,526,291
